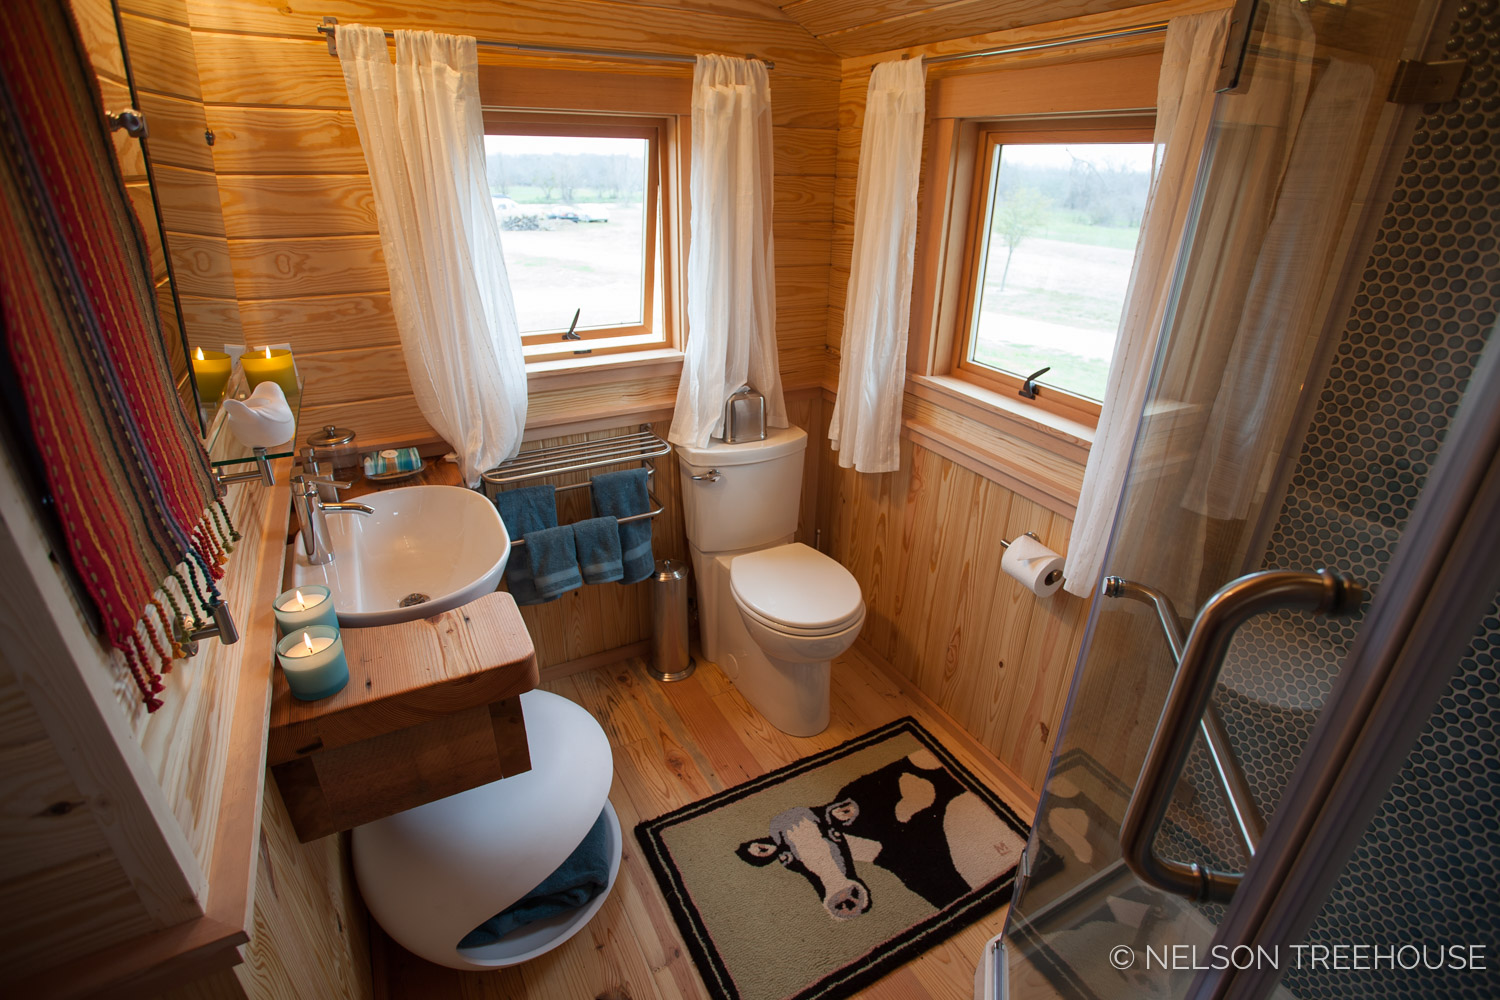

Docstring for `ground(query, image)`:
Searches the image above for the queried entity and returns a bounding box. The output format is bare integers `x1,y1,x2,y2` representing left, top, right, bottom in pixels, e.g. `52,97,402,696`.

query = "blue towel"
525,524,582,602
591,468,654,584
493,485,556,606
574,516,623,584
459,807,612,948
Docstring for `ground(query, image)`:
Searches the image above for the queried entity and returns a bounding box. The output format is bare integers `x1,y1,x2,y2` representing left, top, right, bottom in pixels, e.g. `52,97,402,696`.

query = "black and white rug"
634,717,1031,1000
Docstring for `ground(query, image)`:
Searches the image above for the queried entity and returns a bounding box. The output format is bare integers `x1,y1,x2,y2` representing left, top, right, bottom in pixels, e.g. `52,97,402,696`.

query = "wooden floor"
372,644,1039,1000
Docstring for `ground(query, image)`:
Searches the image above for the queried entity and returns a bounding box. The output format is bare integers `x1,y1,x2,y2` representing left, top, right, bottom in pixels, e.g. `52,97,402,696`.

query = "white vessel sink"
291,485,510,628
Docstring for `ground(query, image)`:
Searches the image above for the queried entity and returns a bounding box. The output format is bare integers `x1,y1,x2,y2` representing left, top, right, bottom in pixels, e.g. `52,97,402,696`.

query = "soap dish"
365,461,427,483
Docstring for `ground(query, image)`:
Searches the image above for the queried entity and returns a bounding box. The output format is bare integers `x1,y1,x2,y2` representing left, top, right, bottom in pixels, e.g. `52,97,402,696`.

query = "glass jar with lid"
306,424,360,480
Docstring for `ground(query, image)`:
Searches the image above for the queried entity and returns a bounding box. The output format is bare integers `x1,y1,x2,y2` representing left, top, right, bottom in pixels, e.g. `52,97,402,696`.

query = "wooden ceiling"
773,0,1161,57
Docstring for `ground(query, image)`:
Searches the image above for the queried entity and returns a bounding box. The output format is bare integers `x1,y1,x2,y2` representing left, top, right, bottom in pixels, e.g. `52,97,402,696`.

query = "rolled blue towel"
574,516,623,585
459,807,612,949
493,485,557,606
591,468,654,584
525,524,582,602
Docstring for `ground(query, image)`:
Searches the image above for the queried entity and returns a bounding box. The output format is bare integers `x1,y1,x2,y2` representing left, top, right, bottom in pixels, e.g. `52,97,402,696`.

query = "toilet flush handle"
689,468,722,483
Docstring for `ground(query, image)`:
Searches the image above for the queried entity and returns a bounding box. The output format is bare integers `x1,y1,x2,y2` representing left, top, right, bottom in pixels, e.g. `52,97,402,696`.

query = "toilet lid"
730,543,863,632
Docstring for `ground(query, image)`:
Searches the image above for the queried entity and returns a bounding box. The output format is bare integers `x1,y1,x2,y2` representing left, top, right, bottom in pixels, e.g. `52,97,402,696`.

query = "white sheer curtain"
828,58,925,473
1181,60,1373,519
668,55,786,448
1062,9,1231,597
339,25,527,486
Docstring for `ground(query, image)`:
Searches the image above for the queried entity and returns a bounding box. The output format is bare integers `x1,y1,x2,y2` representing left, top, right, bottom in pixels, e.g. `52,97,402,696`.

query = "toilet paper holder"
997,530,1042,550
999,531,1064,590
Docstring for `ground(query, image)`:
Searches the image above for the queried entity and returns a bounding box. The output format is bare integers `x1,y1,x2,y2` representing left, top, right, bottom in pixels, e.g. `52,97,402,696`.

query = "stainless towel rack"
483,426,668,549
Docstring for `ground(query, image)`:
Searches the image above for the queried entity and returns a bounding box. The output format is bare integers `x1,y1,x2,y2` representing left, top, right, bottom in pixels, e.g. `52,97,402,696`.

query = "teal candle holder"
273,584,339,636
275,625,349,701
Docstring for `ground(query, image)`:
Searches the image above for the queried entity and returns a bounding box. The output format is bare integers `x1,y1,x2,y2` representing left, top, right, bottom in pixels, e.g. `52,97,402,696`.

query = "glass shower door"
993,0,1484,996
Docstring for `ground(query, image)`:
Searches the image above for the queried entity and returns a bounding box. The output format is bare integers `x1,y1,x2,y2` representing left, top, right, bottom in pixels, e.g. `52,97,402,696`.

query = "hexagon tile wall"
1224,3,1499,997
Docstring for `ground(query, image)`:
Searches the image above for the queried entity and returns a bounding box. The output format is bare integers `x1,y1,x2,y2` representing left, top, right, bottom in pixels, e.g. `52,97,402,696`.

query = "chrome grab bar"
1115,568,1364,903
1105,578,1266,856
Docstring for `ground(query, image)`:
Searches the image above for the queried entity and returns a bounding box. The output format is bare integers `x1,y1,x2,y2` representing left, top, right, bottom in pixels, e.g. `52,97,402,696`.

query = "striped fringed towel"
0,0,239,712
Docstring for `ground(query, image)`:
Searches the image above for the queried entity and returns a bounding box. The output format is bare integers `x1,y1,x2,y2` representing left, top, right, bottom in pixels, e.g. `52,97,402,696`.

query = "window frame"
950,117,1157,425
482,111,678,361
905,49,1164,447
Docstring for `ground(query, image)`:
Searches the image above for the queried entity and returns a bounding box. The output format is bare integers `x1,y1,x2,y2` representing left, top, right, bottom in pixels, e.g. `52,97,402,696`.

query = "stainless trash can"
650,559,695,682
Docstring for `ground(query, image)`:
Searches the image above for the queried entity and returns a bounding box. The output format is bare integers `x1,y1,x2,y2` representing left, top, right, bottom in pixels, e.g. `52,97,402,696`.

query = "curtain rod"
316,17,774,70
922,22,1169,66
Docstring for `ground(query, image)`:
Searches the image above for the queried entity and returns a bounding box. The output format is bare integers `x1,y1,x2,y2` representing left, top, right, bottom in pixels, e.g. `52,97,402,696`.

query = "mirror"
71,0,251,437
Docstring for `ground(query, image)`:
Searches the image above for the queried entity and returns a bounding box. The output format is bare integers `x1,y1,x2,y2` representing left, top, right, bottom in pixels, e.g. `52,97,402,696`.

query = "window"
954,123,1155,416
483,114,678,360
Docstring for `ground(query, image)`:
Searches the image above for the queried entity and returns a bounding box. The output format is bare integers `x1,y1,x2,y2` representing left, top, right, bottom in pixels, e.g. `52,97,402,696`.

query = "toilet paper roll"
1001,535,1065,598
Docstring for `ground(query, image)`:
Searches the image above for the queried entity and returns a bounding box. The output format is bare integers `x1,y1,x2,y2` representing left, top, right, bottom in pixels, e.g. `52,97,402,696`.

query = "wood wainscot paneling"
812,0,1241,792
815,397,1089,794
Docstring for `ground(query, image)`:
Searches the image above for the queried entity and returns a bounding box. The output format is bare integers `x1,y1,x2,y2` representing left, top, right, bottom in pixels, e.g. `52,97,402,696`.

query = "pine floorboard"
372,645,1039,1000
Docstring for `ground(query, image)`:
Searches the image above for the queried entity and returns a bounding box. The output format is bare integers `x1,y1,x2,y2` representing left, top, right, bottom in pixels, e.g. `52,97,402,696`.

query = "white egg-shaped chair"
352,688,617,970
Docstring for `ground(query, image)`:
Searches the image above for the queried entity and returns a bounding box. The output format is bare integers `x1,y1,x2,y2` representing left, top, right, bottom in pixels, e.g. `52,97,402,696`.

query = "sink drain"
398,593,431,608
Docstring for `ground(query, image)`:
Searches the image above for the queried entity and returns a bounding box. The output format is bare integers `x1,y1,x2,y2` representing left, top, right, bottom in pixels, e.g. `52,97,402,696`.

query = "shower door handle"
1119,568,1364,903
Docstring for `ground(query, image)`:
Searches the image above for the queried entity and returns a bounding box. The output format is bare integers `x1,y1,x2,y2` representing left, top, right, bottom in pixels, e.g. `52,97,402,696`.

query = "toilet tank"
676,425,807,553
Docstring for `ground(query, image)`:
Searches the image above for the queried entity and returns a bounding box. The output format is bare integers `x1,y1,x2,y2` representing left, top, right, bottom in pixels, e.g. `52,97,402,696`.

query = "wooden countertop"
268,592,537,765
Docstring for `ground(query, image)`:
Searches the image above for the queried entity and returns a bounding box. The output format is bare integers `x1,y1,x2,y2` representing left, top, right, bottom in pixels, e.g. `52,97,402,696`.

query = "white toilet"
676,424,865,737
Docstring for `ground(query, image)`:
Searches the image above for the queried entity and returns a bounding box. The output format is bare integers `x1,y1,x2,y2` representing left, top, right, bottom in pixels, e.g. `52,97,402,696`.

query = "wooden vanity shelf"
268,592,538,842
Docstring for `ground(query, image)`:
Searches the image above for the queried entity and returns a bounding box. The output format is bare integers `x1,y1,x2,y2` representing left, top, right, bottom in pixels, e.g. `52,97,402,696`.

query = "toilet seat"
730,542,864,636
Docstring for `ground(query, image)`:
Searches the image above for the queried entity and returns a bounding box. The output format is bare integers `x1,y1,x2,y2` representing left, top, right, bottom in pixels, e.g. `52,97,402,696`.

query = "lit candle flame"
265,346,274,359
294,589,306,608
302,632,314,654
195,346,204,361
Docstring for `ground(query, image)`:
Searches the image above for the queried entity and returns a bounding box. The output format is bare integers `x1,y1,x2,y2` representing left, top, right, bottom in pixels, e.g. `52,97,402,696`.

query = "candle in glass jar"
272,583,339,635
275,625,349,701
240,346,299,398
191,347,232,405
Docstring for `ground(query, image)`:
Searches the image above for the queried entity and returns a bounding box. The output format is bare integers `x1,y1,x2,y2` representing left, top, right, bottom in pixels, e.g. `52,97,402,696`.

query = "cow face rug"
634,717,1030,1000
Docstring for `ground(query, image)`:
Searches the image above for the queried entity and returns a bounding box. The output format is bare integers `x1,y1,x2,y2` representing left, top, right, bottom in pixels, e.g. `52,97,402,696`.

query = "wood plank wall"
112,0,249,361
0,654,158,980
779,0,1152,57
179,0,840,447
157,782,374,1000
811,3,1221,794
815,408,1089,793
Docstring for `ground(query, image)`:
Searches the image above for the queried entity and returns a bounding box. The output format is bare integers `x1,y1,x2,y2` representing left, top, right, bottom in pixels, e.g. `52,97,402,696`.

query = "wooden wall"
158,782,374,1000
778,0,1157,57
178,0,840,447
812,1,1228,794
815,405,1089,793
0,652,158,980
112,0,248,365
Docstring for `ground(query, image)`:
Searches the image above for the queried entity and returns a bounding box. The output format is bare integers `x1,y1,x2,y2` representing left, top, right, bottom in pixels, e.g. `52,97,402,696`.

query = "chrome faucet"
721,384,766,443
292,474,374,565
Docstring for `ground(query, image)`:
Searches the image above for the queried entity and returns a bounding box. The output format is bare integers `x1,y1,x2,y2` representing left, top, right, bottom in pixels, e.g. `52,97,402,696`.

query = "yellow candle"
191,347,232,405
240,346,299,398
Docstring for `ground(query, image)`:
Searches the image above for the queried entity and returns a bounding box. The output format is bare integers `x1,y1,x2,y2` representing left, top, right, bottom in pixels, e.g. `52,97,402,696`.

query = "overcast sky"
484,135,646,158
1000,142,1155,173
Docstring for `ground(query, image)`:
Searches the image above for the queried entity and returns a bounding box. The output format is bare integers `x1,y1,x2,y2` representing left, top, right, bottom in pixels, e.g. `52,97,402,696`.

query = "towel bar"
507,491,665,550
481,426,669,489
484,425,668,548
